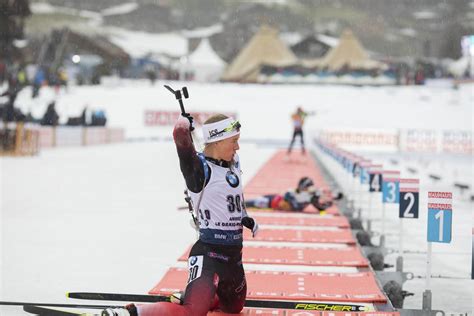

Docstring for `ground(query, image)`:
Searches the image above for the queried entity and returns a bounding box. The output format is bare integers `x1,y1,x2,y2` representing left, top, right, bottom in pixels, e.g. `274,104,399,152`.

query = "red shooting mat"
178,245,369,267
246,204,340,216
149,268,388,303
209,311,399,316
243,150,340,215
244,228,355,244
244,150,329,198
250,213,349,228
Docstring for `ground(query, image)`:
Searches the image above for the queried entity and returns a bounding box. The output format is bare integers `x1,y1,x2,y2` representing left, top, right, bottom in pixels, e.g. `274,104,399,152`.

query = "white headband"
202,118,240,144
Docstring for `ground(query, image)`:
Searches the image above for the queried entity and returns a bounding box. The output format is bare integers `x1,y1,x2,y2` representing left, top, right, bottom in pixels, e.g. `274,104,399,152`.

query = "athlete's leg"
136,268,217,316
299,130,305,154
269,195,283,210
137,248,218,316
245,195,273,208
287,129,298,154
216,262,247,313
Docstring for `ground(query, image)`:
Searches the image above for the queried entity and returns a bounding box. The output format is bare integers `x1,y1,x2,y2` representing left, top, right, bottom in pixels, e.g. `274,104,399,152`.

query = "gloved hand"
182,112,195,131
242,216,259,237
334,192,344,201
311,195,332,211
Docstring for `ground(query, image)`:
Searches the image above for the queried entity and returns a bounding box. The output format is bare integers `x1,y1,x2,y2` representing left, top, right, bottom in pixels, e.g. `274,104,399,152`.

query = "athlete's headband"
202,118,241,144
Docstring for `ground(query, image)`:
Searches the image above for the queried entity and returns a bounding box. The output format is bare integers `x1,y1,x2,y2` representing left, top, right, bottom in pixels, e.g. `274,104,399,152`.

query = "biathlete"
103,113,258,316
287,106,311,155
245,177,343,214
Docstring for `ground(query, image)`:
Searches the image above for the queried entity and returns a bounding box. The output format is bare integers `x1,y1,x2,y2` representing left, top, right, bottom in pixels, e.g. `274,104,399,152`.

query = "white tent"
447,56,472,78
187,38,226,82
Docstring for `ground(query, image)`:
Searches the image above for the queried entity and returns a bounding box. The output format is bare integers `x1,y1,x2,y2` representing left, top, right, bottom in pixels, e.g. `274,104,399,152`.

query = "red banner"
144,111,238,126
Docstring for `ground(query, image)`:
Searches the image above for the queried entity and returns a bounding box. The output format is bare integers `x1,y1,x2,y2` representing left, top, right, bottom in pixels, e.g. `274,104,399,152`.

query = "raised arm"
173,116,206,193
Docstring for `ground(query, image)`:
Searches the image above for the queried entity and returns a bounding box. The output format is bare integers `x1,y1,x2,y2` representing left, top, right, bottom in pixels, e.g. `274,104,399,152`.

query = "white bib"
188,154,245,245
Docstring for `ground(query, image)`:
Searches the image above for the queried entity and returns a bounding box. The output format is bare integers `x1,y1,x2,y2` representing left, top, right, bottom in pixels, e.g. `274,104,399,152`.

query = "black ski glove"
311,195,333,211
242,216,259,237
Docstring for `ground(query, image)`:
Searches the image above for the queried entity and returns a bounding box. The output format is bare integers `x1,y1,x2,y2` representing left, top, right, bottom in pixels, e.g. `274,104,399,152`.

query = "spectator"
91,109,107,126
40,102,59,126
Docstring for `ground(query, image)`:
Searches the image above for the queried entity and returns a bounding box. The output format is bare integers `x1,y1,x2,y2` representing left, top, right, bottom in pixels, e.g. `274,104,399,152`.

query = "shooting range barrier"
0,122,40,156
313,138,456,316
317,128,473,155
0,123,125,156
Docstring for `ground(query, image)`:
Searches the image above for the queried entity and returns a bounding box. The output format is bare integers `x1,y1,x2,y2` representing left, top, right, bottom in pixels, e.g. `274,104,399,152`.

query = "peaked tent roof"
188,38,226,67
188,38,226,82
319,29,385,71
221,25,297,82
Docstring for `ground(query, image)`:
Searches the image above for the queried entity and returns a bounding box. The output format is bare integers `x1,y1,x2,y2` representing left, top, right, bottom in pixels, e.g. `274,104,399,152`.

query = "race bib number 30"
187,255,203,284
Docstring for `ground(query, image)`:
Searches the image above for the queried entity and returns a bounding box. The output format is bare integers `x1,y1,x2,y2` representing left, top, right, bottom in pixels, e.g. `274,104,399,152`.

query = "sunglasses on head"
216,120,241,135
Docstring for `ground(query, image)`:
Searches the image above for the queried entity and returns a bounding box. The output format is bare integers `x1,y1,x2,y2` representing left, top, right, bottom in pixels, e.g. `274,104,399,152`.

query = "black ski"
68,292,171,303
67,292,371,311
23,305,93,316
0,301,119,309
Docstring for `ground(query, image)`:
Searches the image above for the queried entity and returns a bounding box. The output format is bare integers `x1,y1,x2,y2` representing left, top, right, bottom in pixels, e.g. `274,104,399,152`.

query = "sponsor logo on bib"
189,256,198,266
226,171,239,188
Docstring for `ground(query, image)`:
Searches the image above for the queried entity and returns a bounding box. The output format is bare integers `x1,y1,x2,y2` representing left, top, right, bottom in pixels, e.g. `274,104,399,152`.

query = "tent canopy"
319,29,385,71
188,38,226,82
188,38,225,67
221,25,297,82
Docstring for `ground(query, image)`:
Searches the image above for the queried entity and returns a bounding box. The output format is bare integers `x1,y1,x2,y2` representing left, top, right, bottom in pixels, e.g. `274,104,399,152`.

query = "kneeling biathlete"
103,114,258,316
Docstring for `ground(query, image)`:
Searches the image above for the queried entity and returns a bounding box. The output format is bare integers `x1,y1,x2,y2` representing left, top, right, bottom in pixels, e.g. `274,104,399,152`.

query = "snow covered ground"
1,80,472,315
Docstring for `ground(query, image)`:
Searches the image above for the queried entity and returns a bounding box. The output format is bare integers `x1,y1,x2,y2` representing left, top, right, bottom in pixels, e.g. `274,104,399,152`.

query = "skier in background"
245,177,343,214
287,106,313,156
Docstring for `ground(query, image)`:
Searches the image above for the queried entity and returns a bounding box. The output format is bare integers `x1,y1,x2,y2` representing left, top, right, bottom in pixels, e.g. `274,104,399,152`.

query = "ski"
68,292,171,303
23,305,96,316
0,301,120,309
67,292,372,311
